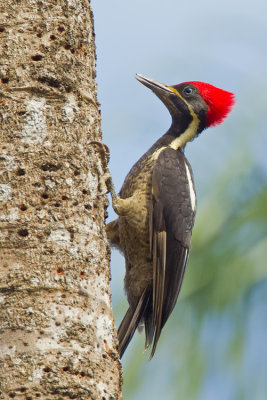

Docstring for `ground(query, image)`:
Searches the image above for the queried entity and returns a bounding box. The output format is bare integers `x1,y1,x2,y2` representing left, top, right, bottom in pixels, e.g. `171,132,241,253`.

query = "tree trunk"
0,1,122,399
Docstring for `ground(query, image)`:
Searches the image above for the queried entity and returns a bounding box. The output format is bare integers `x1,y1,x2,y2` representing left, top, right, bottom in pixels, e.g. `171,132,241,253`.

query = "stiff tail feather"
118,290,150,358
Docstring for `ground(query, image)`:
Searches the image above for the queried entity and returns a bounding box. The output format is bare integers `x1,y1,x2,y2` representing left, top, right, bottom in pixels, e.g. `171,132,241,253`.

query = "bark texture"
0,1,122,398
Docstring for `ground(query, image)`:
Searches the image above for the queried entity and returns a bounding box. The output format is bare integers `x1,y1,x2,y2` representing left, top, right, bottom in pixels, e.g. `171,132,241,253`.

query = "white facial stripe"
168,116,199,150
185,164,196,211
167,86,200,149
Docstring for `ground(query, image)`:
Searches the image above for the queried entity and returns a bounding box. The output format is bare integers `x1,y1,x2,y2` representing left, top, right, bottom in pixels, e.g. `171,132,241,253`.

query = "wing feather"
148,147,196,357
152,231,166,328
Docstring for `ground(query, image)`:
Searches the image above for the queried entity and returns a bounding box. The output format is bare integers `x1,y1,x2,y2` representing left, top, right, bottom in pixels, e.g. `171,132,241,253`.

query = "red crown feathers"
187,81,235,127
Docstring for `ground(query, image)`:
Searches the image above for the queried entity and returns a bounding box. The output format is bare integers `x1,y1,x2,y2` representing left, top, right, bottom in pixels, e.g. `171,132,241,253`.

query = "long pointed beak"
136,74,174,94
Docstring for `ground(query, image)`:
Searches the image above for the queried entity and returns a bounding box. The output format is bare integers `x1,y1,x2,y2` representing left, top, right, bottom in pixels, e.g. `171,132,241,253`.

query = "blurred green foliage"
118,153,267,400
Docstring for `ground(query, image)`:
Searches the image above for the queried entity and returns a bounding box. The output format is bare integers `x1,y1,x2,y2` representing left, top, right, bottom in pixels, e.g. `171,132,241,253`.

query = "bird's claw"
89,141,119,202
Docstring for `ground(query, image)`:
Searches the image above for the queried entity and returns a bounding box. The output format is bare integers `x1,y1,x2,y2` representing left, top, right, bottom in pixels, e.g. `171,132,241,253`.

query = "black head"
136,74,235,137
171,83,209,131
136,74,208,133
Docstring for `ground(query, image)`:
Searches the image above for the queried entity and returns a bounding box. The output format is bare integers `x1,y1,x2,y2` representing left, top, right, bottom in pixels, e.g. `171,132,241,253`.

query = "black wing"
149,147,196,357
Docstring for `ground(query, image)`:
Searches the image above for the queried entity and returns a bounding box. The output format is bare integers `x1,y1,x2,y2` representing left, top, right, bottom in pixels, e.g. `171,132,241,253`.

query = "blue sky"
92,1,267,398
93,0,267,193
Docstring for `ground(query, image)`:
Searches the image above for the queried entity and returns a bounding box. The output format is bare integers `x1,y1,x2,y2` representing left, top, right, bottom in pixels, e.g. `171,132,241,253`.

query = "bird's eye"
184,87,194,95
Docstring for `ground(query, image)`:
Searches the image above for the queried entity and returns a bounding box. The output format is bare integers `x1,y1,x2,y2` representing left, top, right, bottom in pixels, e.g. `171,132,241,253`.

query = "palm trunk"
0,1,122,398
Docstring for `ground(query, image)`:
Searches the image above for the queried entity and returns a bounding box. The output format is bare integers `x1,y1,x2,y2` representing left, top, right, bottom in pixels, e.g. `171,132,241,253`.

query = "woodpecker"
106,74,234,358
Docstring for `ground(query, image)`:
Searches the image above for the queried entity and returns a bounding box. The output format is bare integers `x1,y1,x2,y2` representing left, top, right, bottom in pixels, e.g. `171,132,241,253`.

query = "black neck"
148,111,193,152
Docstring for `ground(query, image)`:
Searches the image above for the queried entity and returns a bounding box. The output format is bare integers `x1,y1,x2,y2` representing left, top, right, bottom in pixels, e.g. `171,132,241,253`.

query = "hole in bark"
20,204,27,211
1,77,9,84
74,170,80,176
58,26,65,32
82,189,87,195
62,195,68,200
62,366,69,372
0,26,5,32
41,162,60,172
64,43,71,50
18,229,29,237
54,202,61,207
26,396,32,400
19,388,27,393
36,32,42,38
80,371,85,377
31,54,43,61
16,168,26,176
57,267,63,275
17,110,26,116
84,204,91,210
50,34,56,40
70,48,75,54
38,76,60,88
65,85,71,93
8,393,16,398
36,394,41,397
43,366,51,373
41,193,49,199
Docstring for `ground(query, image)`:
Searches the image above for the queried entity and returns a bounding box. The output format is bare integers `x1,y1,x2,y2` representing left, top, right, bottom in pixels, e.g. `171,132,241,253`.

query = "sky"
92,0,267,193
91,1,267,399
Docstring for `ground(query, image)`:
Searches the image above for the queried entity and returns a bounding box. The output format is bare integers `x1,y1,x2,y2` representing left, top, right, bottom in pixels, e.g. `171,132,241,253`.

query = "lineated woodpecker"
106,74,235,358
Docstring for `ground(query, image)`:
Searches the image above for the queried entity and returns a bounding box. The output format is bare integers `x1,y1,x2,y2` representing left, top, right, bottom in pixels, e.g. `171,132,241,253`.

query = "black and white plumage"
106,74,234,358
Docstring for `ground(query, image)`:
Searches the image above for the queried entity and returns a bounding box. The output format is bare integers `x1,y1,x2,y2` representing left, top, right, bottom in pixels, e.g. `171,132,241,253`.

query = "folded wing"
149,147,196,357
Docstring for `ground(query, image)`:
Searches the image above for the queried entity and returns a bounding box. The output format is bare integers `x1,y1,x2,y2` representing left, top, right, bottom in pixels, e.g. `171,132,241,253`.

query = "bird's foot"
89,141,119,200
89,141,136,217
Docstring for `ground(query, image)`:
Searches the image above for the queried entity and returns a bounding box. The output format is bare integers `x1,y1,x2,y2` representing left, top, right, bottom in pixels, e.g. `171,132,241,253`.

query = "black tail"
118,290,151,358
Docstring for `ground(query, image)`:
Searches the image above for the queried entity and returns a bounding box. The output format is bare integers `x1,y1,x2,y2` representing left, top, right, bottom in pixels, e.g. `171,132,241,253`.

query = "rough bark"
0,1,122,399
